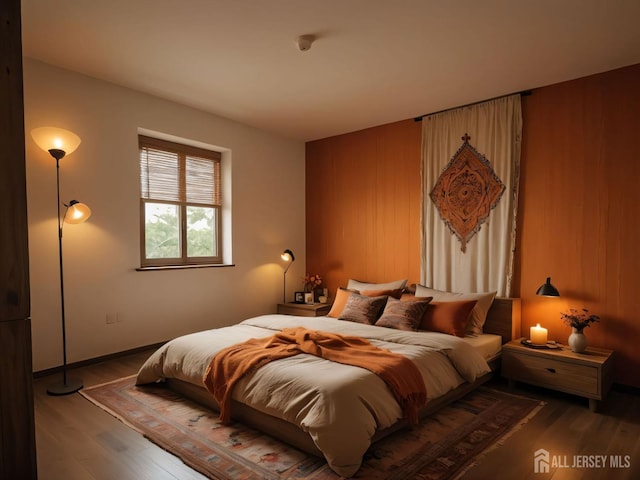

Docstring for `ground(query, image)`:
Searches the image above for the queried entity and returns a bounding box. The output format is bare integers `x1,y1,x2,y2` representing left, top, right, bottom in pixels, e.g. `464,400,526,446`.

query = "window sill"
136,263,235,271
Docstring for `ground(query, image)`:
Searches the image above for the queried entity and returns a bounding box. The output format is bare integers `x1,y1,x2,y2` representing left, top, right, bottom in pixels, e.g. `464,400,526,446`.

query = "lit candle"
530,323,548,345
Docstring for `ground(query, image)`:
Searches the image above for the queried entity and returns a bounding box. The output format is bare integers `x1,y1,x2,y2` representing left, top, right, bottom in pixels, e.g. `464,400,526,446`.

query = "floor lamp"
31,127,92,396
281,249,295,303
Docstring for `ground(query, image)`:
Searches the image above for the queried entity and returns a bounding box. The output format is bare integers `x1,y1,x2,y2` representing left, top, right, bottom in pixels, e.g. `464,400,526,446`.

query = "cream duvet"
136,314,490,477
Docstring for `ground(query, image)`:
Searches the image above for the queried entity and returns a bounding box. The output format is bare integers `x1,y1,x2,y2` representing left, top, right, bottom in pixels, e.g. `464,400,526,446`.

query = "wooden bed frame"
167,297,521,457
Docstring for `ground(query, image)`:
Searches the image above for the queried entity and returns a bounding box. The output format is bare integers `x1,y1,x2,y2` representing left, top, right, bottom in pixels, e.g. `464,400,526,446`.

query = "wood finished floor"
34,349,640,480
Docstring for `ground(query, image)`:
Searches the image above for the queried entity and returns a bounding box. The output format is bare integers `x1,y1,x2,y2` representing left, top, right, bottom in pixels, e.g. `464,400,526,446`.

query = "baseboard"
33,341,166,378
613,382,640,396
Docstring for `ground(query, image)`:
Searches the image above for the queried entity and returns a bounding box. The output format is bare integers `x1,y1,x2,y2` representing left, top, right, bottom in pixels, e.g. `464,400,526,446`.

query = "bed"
136,297,520,478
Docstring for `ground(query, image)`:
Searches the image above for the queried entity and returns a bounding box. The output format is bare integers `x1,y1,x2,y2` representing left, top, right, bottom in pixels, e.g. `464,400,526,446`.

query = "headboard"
482,297,521,344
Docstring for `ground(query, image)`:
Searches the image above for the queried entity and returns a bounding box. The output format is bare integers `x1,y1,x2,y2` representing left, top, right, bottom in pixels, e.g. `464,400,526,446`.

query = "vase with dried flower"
561,308,599,353
303,273,323,302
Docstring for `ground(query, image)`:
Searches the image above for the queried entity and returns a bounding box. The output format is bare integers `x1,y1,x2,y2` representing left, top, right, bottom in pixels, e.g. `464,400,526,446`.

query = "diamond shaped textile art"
429,134,505,253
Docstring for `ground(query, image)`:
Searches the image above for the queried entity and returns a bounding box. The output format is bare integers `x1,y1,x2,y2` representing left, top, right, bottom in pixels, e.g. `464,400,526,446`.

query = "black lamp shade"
281,249,295,262
536,277,560,297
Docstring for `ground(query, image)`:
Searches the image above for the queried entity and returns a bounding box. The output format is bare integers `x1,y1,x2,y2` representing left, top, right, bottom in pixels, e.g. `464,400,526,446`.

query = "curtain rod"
413,90,532,122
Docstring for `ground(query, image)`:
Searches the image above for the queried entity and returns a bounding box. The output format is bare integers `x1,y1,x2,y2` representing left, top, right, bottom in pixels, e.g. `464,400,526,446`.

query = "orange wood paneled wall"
306,63,640,387
518,64,640,387
305,119,422,293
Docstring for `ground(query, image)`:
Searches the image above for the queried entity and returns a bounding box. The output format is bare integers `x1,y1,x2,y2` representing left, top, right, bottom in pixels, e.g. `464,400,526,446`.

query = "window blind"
139,135,221,206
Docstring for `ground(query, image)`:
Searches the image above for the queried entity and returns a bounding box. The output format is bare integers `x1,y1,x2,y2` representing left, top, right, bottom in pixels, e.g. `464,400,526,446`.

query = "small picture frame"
294,291,305,304
304,292,314,304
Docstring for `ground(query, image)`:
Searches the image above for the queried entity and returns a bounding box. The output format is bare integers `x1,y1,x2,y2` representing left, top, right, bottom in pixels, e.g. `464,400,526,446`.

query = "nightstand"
277,302,332,317
502,339,614,412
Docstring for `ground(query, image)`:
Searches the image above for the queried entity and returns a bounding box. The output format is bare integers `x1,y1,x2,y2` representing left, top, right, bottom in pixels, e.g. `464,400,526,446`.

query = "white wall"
23,59,306,371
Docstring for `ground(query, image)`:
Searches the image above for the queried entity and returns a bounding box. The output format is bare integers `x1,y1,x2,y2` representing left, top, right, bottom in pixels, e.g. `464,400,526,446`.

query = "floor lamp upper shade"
31,126,81,156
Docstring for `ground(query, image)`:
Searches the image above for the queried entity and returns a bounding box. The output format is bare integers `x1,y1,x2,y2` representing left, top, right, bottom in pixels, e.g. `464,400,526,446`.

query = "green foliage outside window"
145,203,216,259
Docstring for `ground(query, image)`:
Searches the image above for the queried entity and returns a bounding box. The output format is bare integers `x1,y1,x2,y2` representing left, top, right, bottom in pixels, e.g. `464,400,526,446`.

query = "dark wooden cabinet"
0,0,38,478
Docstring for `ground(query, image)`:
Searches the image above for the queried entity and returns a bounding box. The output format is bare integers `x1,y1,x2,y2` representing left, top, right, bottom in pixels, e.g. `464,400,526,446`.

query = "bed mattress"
461,333,503,361
137,314,491,477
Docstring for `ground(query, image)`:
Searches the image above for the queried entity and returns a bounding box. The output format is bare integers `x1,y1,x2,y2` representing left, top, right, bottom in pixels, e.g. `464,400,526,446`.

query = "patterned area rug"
81,376,543,479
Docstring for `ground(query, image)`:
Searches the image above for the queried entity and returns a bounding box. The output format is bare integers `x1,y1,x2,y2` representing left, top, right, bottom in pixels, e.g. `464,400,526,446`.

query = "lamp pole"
47,151,83,395
30,127,88,395
283,262,291,303
281,249,295,303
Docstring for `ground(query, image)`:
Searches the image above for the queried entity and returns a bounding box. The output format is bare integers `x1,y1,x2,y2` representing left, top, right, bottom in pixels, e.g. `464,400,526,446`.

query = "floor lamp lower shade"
47,377,83,396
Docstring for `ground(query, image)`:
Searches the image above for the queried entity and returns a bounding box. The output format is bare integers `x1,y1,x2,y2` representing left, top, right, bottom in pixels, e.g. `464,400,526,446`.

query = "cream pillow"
347,278,408,292
414,285,496,334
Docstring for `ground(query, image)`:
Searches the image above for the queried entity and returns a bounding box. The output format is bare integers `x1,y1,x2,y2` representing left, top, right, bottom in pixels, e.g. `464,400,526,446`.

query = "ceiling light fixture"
296,34,315,52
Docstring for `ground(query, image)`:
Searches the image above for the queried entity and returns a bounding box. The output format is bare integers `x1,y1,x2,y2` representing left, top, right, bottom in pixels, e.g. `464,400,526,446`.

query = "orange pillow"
419,300,477,337
400,293,419,301
327,288,355,318
328,288,402,318
361,288,403,299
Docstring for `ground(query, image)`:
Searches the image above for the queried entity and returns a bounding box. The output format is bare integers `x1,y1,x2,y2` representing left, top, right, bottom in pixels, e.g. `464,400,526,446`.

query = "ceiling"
21,0,640,142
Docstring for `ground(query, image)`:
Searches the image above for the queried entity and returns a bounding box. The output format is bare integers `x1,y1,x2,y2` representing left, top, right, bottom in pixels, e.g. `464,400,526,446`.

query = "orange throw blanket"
203,327,427,424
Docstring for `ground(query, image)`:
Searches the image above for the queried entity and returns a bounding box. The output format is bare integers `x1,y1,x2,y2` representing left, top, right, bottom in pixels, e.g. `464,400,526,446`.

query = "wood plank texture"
276,303,332,317
0,0,30,322
463,382,640,480
305,64,640,387
35,350,206,480
35,349,640,479
305,119,422,296
0,319,37,479
0,0,37,478
484,298,522,343
517,63,640,388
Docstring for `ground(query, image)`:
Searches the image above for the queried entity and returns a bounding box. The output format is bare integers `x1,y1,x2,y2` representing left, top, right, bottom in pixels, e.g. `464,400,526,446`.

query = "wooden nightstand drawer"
277,303,332,317
502,340,614,411
503,350,598,397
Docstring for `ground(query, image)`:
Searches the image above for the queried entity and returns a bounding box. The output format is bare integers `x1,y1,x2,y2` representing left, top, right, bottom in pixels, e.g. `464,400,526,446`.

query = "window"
139,135,222,267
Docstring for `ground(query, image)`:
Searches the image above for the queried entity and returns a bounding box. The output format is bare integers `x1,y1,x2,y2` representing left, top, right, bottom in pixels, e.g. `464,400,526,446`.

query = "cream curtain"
420,95,522,297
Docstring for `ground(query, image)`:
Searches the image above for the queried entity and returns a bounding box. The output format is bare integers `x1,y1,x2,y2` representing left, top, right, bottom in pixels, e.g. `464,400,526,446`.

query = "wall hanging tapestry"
421,94,522,297
430,133,505,253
